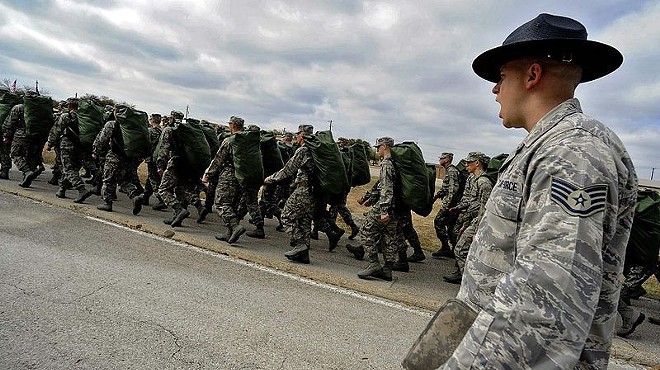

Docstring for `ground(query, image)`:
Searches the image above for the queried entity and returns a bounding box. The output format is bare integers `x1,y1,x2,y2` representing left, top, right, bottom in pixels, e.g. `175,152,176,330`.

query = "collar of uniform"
522,98,583,149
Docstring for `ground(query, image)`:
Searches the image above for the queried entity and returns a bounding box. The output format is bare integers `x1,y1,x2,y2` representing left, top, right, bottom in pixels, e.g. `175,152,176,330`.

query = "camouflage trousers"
122,158,144,196
396,208,422,253
242,186,263,227
434,205,459,247
0,139,11,172
10,137,37,173
454,220,478,271
214,177,243,229
102,152,140,203
313,198,337,234
142,160,163,201
259,183,281,218
359,207,400,264
329,193,355,225
158,162,201,210
59,137,85,190
51,144,62,179
281,184,315,249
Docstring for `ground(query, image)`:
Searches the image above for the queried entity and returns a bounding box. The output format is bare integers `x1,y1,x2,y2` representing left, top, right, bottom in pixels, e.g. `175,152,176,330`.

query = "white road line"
88,216,434,318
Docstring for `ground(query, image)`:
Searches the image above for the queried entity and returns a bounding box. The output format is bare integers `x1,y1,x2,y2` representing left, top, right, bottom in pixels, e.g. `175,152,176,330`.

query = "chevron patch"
550,177,608,217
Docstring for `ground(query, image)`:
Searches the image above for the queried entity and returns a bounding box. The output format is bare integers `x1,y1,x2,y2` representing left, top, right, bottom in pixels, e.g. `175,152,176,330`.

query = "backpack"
23,95,54,139
305,130,350,205
349,142,371,187
0,91,22,131
625,188,660,270
230,130,264,188
114,105,151,159
277,140,292,164
175,121,212,178
199,122,221,157
390,141,434,216
260,131,284,178
77,99,104,148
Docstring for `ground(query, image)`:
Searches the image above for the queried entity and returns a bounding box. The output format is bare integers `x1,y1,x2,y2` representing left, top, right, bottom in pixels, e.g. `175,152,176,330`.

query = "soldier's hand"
201,174,209,186
380,213,390,223
264,176,273,184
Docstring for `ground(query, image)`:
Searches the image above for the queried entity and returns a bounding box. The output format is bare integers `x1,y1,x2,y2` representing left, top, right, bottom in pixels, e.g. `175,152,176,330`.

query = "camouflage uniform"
54,110,87,192
267,139,315,260
93,120,140,204
453,172,491,272
433,162,462,249
142,124,163,204
206,133,243,230
443,99,638,369
46,109,65,184
3,104,33,173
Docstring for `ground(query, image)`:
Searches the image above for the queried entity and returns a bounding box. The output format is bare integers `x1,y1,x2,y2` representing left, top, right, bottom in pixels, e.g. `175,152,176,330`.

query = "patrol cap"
66,97,78,106
297,124,313,135
374,137,394,148
439,152,453,159
283,132,294,139
464,151,487,163
150,113,161,120
247,124,260,131
228,116,245,129
170,110,184,120
185,117,200,125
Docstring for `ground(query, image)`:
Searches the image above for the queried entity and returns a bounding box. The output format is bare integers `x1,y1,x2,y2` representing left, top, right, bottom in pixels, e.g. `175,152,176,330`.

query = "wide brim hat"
473,13,623,83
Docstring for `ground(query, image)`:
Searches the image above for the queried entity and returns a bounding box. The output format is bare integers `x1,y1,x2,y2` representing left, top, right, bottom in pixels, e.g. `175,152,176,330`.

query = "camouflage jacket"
146,125,162,162
92,120,121,159
268,144,313,187
155,126,179,171
436,164,461,207
49,110,79,146
204,134,235,183
444,99,638,369
376,155,396,215
2,104,24,142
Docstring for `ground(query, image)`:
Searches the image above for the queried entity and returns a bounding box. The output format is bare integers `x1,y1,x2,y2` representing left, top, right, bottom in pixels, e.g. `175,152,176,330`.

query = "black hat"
472,13,623,83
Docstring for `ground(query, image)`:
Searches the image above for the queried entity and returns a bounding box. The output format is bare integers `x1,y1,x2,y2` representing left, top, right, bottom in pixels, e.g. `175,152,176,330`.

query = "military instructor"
437,13,638,369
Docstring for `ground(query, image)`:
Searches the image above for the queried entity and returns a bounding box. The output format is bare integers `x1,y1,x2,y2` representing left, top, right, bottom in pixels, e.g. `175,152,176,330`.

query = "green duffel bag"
114,104,151,159
625,189,660,269
340,147,353,186
260,131,284,177
390,141,433,216
485,153,508,185
350,142,371,187
230,130,264,188
77,99,104,148
175,120,211,178
199,121,220,157
306,130,350,205
277,140,291,164
23,95,54,139
0,90,22,130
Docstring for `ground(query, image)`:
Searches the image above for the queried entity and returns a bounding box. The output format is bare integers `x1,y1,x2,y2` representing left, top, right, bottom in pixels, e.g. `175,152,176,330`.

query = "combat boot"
132,195,143,215
47,175,59,185
170,207,190,228
0,169,9,180
432,246,454,259
286,248,310,264
382,262,394,281
215,227,232,242
97,201,113,212
55,188,67,198
74,187,93,204
310,226,319,240
227,224,246,244
358,262,390,281
196,203,209,223
348,222,360,240
617,312,646,338
346,244,365,260
34,164,45,177
246,224,265,239
443,268,463,284
18,171,37,188
393,250,410,272
152,198,167,211
327,229,345,252
140,194,150,205
407,251,426,263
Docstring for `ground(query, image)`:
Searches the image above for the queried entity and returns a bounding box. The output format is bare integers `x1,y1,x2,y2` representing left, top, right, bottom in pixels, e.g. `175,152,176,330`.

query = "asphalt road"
0,194,431,369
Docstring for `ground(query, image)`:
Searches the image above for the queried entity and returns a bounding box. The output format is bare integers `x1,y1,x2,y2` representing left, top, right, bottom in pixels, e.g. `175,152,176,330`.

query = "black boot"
357,261,391,281
152,198,167,211
346,244,365,260
132,195,143,215
47,175,59,185
407,239,426,262
0,169,9,180
196,204,209,223
215,227,232,242
285,245,310,264
170,206,190,228
140,194,150,205
227,224,246,244
327,229,345,252
18,171,36,188
74,187,93,204
246,224,265,239
97,201,113,212
348,222,360,240
310,226,319,240
393,250,410,272
443,268,463,284
55,188,67,198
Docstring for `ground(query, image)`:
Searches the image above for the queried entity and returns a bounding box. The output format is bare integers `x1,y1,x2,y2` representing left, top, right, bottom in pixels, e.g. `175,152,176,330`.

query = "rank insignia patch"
550,177,608,217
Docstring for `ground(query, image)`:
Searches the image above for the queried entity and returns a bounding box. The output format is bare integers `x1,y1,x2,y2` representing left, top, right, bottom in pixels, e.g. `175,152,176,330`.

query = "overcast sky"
1,0,659,178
